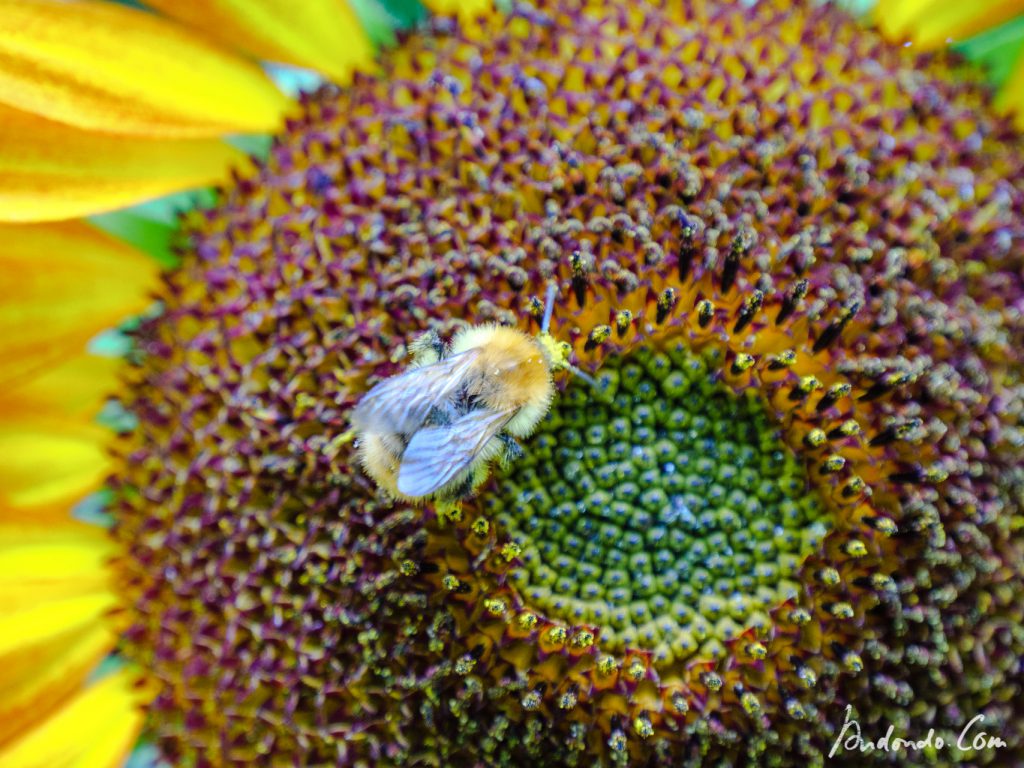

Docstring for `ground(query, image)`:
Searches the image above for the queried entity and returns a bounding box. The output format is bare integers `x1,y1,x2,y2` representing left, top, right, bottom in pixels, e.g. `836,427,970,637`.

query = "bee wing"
397,408,514,498
351,349,481,436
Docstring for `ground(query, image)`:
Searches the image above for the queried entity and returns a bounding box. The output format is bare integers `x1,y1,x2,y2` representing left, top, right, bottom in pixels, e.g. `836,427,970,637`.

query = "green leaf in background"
124,743,165,768
228,132,276,158
89,209,179,269
954,13,1024,89
72,489,114,527
89,189,221,269
836,0,878,16
373,0,428,30
351,0,401,45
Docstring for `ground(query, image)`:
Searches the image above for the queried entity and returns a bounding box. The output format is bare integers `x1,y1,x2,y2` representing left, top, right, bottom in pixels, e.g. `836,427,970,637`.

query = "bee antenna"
567,364,599,390
541,282,558,334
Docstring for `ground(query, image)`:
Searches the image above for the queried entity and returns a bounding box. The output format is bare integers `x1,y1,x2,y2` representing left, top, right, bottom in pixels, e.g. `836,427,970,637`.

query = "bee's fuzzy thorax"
450,325,555,437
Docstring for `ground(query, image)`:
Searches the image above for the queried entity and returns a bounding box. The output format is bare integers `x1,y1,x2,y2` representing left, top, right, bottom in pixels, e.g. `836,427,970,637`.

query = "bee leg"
498,433,524,465
334,428,356,445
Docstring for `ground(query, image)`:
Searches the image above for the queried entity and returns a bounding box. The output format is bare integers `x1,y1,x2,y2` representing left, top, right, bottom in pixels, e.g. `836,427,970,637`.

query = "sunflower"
2,0,1022,766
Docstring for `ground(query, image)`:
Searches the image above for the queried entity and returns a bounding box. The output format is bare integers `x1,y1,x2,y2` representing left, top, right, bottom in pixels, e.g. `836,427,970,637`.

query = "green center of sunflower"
488,342,828,662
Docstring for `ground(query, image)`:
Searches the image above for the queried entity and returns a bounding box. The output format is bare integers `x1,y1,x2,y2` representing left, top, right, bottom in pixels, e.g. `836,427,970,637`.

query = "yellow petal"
0,499,93,526
0,103,245,222
877,0,939,39
0,588,115,657
0,523,116,617
0,419,111,513
0,222,151,517
147,0,374,83
0,524,120,751
0,0,290,138
2,353,121,424
422,0,492,16
0,669,145,768
877,0,1024,48
0,221,156,389
0,622,114,751
0,353,120,521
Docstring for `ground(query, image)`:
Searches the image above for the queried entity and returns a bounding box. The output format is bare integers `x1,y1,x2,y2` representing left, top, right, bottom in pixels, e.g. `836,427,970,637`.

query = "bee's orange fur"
449,325,554,437
353,324,559,502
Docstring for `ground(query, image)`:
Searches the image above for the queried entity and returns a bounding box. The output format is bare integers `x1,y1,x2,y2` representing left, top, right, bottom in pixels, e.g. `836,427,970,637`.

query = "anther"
697,299,715,328
776,279,809,325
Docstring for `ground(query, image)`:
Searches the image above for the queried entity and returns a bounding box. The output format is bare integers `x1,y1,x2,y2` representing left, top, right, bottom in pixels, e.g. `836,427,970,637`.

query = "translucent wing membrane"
397,408,513,497
351,348,480,436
